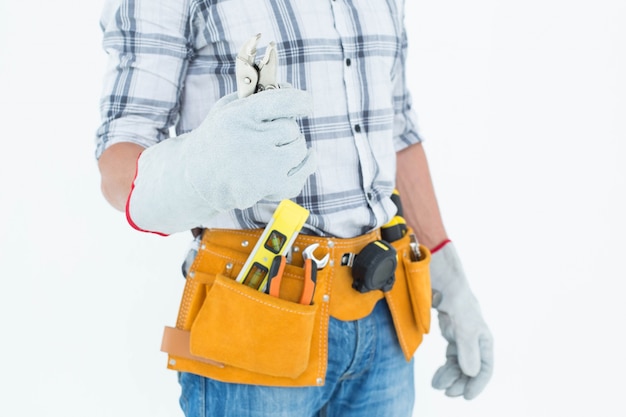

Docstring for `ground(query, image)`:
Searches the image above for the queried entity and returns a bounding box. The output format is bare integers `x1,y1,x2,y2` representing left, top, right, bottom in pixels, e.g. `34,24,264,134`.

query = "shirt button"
354,124,361,133
345,58,351,66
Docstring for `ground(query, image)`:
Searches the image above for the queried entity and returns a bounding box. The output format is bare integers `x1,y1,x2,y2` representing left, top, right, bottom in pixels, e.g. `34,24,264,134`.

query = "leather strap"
161,326,224,368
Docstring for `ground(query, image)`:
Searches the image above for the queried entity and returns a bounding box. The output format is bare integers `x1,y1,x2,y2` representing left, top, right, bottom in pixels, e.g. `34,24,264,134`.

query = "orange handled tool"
266,255,287,298
265,255,316,305
299,258,317,305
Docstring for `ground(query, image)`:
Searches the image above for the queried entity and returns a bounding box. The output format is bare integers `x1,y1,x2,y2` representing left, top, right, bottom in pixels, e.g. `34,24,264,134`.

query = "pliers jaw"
236,33,279,98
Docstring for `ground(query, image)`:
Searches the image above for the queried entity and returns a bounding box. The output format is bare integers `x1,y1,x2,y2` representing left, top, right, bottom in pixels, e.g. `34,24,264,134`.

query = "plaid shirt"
97,0,422,238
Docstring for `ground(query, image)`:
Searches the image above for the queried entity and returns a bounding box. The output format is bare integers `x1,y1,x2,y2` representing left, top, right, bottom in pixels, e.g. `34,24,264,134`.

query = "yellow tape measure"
235,200,310,291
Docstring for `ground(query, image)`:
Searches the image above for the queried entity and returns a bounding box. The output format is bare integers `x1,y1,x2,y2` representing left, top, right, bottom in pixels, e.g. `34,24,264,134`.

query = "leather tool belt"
161,227,431,387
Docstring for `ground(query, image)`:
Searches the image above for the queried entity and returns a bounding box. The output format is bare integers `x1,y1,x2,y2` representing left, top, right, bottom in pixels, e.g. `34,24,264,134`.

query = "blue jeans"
178,300,414,417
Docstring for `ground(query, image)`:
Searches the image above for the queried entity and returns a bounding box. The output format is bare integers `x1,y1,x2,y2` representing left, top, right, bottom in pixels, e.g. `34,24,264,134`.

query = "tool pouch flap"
189,274,317,379
401,249,432,334
385,232,432,361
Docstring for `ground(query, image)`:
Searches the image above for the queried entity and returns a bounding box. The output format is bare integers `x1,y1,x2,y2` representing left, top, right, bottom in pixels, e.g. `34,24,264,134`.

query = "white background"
1,1,624,416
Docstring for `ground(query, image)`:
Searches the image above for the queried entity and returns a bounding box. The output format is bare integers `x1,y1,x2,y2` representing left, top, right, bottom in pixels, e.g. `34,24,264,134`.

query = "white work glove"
429,241,494,399
126,87,316,235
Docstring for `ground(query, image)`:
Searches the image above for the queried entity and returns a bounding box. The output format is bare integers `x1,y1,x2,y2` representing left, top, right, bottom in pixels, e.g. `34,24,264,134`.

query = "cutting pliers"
266,255,316,305
236,33,279,98
265,243,328,305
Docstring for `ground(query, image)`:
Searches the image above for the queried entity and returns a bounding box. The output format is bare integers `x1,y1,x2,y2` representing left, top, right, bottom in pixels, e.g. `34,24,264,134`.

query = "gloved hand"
429,241,494,400
126,87,316,235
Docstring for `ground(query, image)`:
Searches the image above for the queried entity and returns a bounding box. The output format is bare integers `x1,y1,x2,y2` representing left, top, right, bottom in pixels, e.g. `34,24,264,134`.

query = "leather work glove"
429,241,494,400
126,87,316,235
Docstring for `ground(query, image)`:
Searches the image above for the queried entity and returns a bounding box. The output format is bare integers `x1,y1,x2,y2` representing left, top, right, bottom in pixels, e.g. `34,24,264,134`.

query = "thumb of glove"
265,147,317,201
456,331,482,378
464,339,494,400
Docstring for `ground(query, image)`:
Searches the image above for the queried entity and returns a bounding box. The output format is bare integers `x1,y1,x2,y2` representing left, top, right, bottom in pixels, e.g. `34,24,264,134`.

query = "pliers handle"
299,258,317,305
265,255,316,305
267,255,287,298
236,33,279,98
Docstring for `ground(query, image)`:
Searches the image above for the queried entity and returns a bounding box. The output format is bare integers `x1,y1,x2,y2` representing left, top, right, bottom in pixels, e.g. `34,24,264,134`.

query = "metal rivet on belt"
225,263,233,271
189,271,195,278
292,246,300,252
201,244,206,250
322,294,330,303
329,260,335,267
241,240,249,247
316,378,324,385
327,240,335,248
169,359,176,366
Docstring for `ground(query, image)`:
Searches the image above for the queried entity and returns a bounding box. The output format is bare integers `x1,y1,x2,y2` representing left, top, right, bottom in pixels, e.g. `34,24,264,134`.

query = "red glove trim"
125,152,169,237
430,239,451,254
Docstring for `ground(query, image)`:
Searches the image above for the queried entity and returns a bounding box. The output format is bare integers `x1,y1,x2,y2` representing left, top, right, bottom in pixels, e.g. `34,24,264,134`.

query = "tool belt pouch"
401,249,432,334
163,229,334,387
385,232,432,360
189,274,316,379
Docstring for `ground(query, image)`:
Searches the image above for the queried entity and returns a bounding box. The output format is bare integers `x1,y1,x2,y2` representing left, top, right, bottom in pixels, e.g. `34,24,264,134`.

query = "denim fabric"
178,300,414,417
